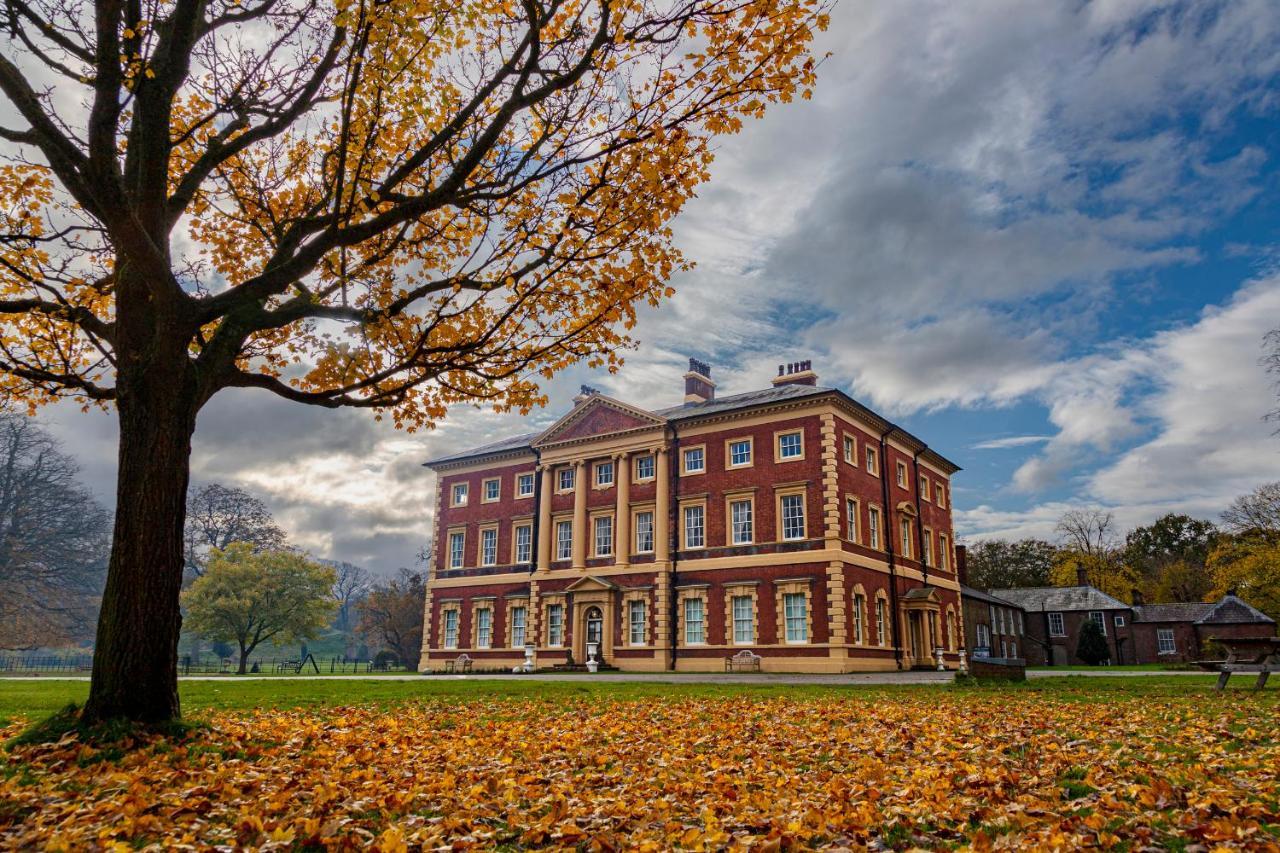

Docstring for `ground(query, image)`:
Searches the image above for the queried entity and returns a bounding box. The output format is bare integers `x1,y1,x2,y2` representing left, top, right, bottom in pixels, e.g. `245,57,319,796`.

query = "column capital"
574,458,587,468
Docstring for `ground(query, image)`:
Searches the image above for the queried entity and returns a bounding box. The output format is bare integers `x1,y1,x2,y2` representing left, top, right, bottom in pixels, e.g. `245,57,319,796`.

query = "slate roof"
961,585,1025,609
988,585,1129,613
1198,594,1275,625
423,381,961,470
1132,602,1214,623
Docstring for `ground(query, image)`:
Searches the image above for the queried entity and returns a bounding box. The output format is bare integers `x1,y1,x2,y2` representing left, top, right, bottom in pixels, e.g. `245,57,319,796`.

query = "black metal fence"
0,654,94,673
0,654,409,675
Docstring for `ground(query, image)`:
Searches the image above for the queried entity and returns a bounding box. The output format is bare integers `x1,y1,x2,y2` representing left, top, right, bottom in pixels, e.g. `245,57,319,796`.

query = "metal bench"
444,654,473,674
1198,637,1280,691
725,649,762,672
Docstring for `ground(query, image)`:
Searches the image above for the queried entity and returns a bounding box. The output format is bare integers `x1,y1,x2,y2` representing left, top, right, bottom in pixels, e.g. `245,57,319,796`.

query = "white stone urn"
934,646,946,671
522,644,536,673
586,641,599,673
958,648,968,675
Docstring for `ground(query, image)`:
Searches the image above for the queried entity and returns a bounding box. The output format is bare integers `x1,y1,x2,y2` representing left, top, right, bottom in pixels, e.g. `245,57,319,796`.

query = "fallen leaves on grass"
2,692,1278,850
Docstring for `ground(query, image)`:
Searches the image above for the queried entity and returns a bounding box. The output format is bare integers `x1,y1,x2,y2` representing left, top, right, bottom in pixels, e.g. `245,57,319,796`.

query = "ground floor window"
509,606,527,647
1048,611,1065,637
732,595,754,644
1157,628,1176,655
876,597,887,646
443,609,459,648
547,603,564,646
475,608,492,648
684,598,705,645
853,593,866,644
783,592,807,643
628,599,647,645
975,624,990,657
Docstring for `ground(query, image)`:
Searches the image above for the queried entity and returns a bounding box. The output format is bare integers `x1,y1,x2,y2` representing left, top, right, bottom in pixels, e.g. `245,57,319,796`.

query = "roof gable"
1197,594,1275,625
534,395,665,447
990,585,1129,613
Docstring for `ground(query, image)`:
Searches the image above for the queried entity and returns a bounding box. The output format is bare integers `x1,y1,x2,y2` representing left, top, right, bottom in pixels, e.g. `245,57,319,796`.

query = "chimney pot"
771,357,819,388
683,357,715,404
1130,587,1144,607
1076,565,1088,587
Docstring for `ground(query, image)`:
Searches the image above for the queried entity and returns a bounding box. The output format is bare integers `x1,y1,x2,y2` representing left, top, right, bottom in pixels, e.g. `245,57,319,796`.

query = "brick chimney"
1130,588,1144,607
772,359,818,387
1076,565,1088,587
684,358,715,404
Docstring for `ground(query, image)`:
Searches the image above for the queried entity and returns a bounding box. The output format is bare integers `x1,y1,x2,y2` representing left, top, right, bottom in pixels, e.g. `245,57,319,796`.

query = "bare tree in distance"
0,411,110,649
329,560,371,657
1264,329,1279,431
1221,481,1280,536
1056,508,1118,557
184,484,287,578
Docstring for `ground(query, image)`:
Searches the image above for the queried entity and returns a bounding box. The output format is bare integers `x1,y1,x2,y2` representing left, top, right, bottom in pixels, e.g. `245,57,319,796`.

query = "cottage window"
684,598,705,645
975,624,990,657
732,595,754,644
514,525,532,564
509,606,527,647
594,516,613,557
448,531,465,569
730,499,753,545
547,603,564,646
780,494,805,541
475,608,492,648
1114,615,1125,627
443,609,459,649
1048,611,1065,637
555,520,572,561
1089,611,1106,635
517,473,535,497
1156,628,1176,654
635,511,654,553
629,600,647,645
783,592,808,643
480,528,497,566
683,505,705,549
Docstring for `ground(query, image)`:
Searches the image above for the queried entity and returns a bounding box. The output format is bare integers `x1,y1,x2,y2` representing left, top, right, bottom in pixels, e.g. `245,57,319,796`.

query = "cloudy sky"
41,0,1280,573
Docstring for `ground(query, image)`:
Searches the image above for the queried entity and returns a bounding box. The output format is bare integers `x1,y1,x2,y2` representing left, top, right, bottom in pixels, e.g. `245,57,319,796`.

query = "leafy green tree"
1123,513,1217,603
964,539,1057,590
1206,533,1280,621
1075,618,1109,666
357,569,425,670
182,544,336,674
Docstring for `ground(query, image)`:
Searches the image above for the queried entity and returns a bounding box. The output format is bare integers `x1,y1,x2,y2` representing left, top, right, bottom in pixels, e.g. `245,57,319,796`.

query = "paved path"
0,669,1214,686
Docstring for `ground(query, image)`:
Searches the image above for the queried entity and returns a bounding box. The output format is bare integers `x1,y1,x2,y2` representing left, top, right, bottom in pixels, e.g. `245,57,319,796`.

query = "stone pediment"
534,395,666,447
564,575,618,593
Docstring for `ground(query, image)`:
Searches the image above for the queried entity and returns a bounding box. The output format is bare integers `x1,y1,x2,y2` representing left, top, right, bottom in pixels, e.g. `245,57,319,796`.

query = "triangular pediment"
564,575,618,592
903,586,943,605
534,395,666,447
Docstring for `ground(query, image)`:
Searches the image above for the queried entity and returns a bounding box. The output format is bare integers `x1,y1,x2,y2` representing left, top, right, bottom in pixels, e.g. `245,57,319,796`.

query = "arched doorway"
585,606,604,648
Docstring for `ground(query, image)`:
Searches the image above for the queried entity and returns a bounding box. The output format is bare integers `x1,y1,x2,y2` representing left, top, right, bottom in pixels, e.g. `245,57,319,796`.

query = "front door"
908,612,924,661
585,606,604,657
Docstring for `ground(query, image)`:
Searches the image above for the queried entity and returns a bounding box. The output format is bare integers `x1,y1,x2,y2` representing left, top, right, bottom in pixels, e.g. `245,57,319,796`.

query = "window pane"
779,432,802,458
684,447,704,472
481,528,497,565
510,606,526,647
730,440,751,466
477,609,491,647
629,600,646,645
596,461,613,486
548,604,564,646
635,512,654,552
853,594,865,643
876,599,887,645
449,532,465,568
781,494,805,540
843,435,854,463
846,498,858,542
515,526,532,563
684,598,705,644
594,516,613,556
636,456,655,479
556,521,572,560
443,610,459,648
784,592,807,642
730,499,753,544
732,595,753,644
868,509,880,548
684,505,705,548
518,474,534,496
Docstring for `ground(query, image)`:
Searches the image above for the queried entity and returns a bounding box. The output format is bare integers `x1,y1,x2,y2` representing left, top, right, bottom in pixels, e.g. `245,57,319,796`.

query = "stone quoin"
419,359,964,673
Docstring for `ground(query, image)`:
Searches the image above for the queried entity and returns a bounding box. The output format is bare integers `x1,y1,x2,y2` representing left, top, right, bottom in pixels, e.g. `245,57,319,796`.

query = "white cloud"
972,436,1052,450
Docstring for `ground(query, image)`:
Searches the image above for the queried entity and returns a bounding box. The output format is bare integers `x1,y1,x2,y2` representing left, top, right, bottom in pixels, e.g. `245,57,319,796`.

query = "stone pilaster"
536,465,554,571
614,451,630,569
571,459,588,569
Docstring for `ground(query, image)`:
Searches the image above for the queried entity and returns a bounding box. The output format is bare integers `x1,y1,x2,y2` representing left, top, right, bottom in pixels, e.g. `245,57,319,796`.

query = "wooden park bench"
444,654,473,674
725,649,762,672
1197,637,1280,691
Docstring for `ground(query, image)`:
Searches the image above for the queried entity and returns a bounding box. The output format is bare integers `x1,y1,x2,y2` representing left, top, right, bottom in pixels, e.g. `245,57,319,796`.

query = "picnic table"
1198,637,1280,691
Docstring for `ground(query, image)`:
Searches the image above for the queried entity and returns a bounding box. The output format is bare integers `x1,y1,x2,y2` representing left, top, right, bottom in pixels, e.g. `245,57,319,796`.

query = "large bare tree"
184,483,286,577
0,411,110,649
0,0,827,722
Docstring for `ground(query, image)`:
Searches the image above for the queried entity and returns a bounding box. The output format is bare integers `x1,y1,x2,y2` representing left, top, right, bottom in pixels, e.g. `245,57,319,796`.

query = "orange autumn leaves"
3,692,1279,850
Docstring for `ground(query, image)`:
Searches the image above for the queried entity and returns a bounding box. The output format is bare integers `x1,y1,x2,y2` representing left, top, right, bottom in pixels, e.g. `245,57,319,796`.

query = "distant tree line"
964,482,1280,619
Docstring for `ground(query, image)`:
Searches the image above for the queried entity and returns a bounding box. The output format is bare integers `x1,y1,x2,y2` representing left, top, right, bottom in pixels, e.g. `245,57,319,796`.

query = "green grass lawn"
0,673,1266,724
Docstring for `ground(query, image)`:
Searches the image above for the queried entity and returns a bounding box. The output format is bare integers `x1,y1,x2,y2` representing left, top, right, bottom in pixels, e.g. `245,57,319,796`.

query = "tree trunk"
237,643,249,675
82,311,200,724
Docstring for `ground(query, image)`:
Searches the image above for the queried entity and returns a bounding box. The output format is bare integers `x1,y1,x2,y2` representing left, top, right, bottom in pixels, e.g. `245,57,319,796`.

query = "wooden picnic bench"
444,654,473,674
725,649,762,672
1197,637,1280,691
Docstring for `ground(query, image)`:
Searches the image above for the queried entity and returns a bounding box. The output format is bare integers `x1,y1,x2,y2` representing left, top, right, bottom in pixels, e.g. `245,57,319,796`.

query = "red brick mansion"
419,360,963,673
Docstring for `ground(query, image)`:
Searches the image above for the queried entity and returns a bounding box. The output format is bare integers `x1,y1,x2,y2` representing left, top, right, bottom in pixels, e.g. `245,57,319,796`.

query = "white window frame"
780,493,805,541
682,446,705,475
555,519,572,561
783,592,808,643
509,605,527,647
482,477,500,503
628,599,647,645
1157,628,1176,655
729,498,753,545
480,527,497,566
557,467,575,492
514,524,532,564
634,454,656,481
683,504,705,549
451,482,468,507
1048,611,1065,637
975,624,990,656
843,434,855,464
777,430,803,460
443,609,459,648
593,515,613,557
448,530,465,569
683,597,706,645
865,446,879,476
595,460,614,487
853,593,866,644
732,595,754,645
868,506,882,549
634,510,654,553
1114,615,1125,627
1089,610,1106,635
896,461,907,488
727,438,752,468
517,473,535,498
845,497,860,544
475,608,492,648
876,597,887,646
547,603,564,646
899,517,912,558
